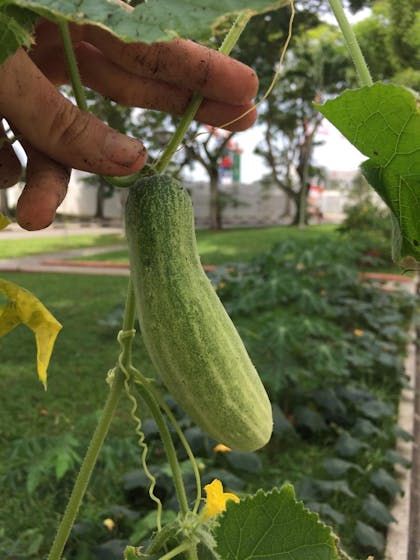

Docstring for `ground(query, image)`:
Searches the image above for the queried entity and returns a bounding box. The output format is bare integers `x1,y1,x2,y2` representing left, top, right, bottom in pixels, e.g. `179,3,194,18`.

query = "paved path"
0,220,123,240
0,222,128,275
0,244,129,276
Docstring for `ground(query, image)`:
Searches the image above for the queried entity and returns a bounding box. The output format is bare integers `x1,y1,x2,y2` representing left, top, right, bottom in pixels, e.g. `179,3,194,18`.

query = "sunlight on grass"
0,233,125,259
60,225,340,266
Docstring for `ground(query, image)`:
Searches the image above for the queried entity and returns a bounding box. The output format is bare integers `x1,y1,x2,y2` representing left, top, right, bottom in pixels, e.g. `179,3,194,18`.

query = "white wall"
6,171,348,226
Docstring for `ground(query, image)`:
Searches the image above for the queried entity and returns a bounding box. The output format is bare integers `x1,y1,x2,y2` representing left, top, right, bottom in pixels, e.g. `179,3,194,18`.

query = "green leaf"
370,468,402,497
272,403,296,436
306,502,345,526
317,83,420,262
362,494,396,527
7,0,290,43
322,458,363,478
0,5,37,64
357,399,394,420
294,406,327,433
226,451,263,474
353,418,381,438
215,484,342,560
354,521,385,552
334,432,369,458
392,425,414,442
299,478,356,500
385,449,412,469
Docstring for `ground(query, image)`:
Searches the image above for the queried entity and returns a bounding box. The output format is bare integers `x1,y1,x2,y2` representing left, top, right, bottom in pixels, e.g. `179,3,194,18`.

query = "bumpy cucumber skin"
125,174,273,451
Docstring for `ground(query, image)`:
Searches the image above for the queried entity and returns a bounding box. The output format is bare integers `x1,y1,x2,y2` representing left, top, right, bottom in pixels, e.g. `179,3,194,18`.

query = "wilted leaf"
0,279,62,387
0,211,11,230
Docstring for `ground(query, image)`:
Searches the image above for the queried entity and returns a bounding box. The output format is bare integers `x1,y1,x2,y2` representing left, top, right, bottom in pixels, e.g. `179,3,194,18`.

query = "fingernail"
103,132,146,168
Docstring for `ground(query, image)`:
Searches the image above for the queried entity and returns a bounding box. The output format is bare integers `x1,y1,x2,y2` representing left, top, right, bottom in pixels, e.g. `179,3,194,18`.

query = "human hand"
0,18,258,230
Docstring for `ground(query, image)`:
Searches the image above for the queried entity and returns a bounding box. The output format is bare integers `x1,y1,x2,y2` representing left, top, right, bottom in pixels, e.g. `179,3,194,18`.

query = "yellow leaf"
201,479,240,520
0,304,20,336
0,279,62,388
0,212,11,230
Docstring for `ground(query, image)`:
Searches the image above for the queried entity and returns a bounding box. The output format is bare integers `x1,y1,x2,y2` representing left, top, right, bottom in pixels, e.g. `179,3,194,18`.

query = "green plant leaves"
317,83,420,263
362,494,396,527
370,468,402,497
215,484,342,560
1,0,290,64
354,521,385,552
0,4,37,64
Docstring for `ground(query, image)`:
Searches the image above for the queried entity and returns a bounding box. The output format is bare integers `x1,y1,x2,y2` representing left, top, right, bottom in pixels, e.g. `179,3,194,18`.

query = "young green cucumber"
125,174,272,451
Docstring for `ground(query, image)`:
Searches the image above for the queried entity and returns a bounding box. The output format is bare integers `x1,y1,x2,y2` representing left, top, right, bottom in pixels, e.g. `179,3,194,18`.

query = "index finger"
84,26,259,106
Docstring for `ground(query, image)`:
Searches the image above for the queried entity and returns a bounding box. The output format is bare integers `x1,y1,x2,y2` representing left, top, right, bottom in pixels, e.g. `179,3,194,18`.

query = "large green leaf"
317,83,420,263
214,484,342,560
0,4,37,64
0,0,290,64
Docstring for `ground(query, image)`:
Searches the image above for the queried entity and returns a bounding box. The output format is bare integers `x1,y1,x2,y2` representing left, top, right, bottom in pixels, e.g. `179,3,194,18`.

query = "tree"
238,10,353,225
354,0,420,89
180,124,238,230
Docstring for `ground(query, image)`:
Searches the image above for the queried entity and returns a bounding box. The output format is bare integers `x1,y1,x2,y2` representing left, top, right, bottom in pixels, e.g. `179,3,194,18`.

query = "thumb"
0,49,147,177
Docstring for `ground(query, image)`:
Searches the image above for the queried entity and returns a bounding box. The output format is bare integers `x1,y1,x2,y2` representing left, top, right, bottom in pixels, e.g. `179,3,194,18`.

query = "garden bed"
0,237,417,560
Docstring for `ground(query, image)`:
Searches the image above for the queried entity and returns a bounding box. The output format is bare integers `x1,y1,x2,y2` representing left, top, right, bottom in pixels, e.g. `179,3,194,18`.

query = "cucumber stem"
154,11,251,175
57,21,88,111
47,370,125,560
47,281,136,560
135,382,190,517
328,0,373,87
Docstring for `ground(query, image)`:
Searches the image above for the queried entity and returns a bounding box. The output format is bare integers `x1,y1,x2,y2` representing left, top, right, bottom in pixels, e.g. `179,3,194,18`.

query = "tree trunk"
95,180,106,220
0,189,10,217
209,167,222,230
289,188,308,226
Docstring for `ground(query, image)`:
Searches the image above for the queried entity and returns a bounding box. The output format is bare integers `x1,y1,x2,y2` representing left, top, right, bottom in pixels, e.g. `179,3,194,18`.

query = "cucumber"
125,174,272,451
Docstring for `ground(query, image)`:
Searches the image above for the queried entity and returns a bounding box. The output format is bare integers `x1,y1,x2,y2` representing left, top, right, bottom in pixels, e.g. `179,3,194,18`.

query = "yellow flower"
201,479,240,520
213,443,232,453
296,262,305,271
353,328,364,337
103,518,115,531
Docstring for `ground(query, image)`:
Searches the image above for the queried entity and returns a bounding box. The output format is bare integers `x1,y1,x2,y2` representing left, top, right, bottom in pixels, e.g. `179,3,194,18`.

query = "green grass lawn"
0,232,125,259
66,224,340,265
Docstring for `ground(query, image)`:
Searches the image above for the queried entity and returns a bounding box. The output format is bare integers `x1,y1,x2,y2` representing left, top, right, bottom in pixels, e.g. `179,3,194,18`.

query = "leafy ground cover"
0,230,416,560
